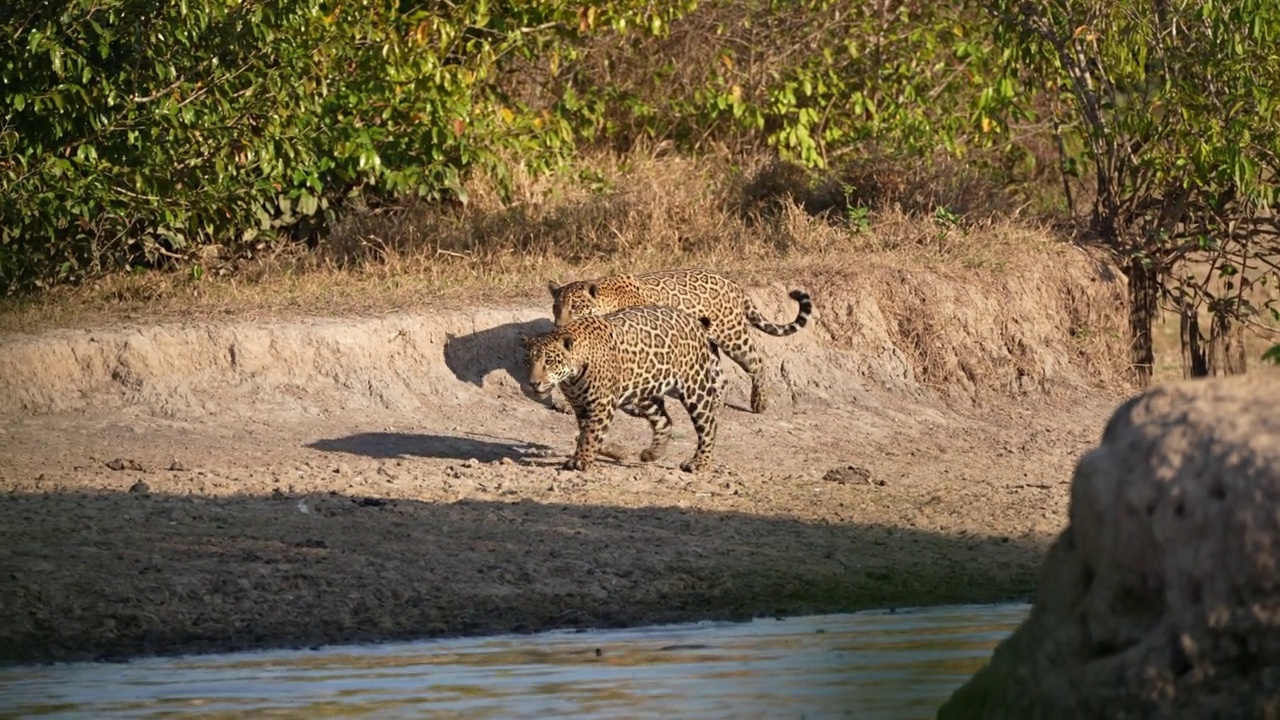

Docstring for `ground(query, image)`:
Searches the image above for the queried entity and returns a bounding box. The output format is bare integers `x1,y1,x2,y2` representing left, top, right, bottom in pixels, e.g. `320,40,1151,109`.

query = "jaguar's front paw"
679,458,709,473
562,455,592,471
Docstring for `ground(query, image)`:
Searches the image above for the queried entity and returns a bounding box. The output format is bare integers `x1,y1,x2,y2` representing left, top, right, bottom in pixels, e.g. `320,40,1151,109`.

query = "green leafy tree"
0,0,690,293
528,0,1005,169
982,0,1280,384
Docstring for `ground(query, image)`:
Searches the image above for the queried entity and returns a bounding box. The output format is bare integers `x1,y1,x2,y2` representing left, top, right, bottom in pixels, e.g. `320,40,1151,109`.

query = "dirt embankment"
0,250,1131,666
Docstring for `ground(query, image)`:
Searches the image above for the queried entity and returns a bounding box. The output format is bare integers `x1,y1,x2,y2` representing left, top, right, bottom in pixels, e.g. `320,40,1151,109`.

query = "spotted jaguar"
547,268,813,413
520,304,725,473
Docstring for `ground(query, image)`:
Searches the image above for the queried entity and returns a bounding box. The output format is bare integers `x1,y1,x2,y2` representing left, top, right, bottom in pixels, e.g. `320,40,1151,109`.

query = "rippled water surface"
0,602,1027,719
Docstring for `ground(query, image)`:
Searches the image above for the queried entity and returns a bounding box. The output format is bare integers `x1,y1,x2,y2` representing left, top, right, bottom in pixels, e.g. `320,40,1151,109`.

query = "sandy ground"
0,277,1130,666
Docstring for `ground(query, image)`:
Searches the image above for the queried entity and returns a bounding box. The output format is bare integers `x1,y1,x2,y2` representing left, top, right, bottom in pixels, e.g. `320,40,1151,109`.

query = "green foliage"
933,206,962,229
541,0,1007,168
982,0,1280,381
2,0,1015,294
987,0,1280,238
1265,344,1280,365
845,203,872,234
0,0,687,293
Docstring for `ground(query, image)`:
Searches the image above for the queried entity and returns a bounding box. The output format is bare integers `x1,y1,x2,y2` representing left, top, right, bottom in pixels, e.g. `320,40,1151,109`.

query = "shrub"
0,0,689,293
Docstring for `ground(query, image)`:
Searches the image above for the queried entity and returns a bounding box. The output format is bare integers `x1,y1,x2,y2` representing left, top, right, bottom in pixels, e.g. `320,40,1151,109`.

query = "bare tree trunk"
1127,256,1158,386
1179,297,1208,378
1208,310,1248,376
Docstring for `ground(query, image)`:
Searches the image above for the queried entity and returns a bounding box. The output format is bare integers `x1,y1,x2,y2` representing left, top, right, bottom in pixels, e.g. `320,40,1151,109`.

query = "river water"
0,602,1026,719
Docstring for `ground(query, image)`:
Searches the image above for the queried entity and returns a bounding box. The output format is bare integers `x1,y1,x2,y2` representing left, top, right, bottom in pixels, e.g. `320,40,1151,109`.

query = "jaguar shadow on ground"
443,317,558,407
306,431,553,463
0,488,1047,667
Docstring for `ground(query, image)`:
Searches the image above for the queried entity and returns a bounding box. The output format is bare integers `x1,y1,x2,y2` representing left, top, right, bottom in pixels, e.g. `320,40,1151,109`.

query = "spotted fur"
547,268,813,413
520,305,725,473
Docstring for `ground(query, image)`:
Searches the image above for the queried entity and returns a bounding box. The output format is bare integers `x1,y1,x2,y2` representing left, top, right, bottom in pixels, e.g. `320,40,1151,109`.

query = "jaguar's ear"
517,332,530,348
587,283,598,298
546,280,560,297
561,336,574,352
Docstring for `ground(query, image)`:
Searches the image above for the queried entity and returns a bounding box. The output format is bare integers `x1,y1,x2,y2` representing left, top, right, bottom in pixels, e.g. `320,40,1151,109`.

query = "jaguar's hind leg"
720,329,768,413
632,396,675,462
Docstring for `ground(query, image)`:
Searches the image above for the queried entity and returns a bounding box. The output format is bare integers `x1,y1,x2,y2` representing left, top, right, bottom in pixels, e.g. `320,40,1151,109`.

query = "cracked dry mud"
0,282,1129,665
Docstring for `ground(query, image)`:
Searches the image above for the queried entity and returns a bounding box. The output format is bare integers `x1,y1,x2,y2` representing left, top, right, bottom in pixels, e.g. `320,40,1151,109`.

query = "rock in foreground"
939,369,1280,719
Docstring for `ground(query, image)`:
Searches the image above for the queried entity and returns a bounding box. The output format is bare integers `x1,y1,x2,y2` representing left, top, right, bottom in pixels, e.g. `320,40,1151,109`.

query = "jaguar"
520,304,725,473
547,268,813,413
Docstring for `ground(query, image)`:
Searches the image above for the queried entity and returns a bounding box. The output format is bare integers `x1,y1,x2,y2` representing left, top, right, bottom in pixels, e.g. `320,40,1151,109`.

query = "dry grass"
1,147,1104,339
